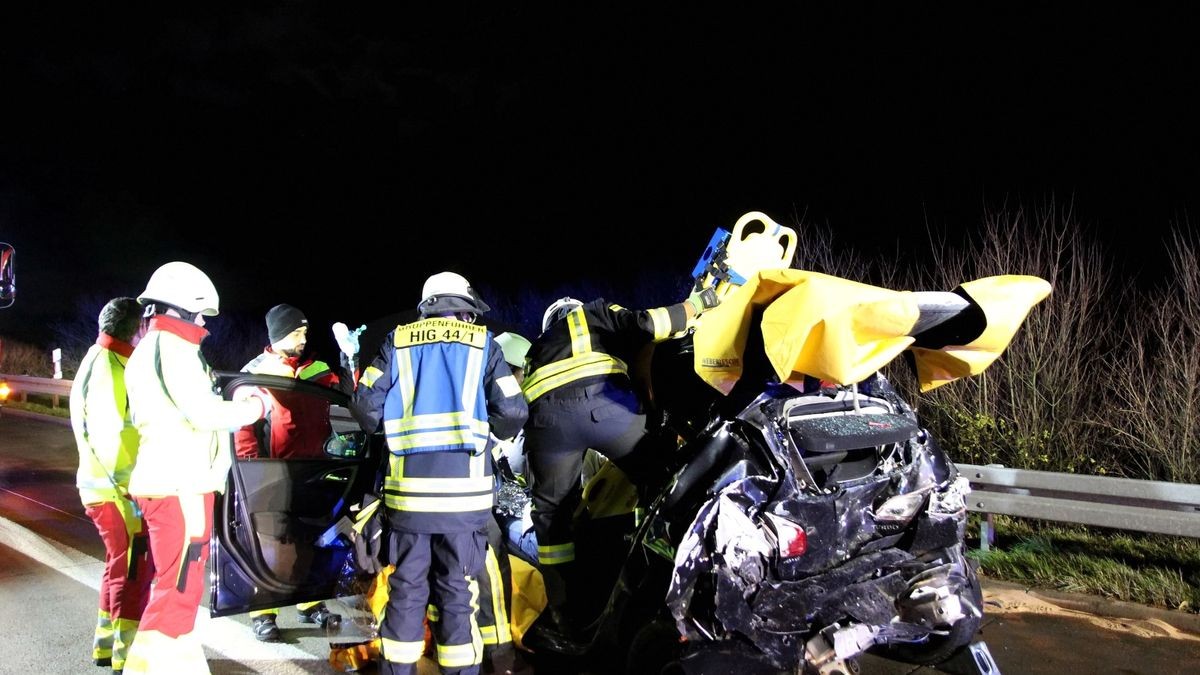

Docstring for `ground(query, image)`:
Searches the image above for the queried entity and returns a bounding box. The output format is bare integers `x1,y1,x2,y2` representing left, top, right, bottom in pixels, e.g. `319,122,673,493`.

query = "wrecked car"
517,263,1050,674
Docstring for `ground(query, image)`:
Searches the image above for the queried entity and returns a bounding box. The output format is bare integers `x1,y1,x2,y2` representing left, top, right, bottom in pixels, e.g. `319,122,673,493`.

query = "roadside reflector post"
51,348,62,407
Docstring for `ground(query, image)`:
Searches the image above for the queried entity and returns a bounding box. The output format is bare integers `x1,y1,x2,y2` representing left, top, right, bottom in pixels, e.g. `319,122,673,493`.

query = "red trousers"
134,493,214,639
85,499,154,668
86,499,154,623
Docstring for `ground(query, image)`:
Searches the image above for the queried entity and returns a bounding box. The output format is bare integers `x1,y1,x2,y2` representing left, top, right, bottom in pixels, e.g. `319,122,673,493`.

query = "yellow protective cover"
508,555,548,650
693,270,1050,393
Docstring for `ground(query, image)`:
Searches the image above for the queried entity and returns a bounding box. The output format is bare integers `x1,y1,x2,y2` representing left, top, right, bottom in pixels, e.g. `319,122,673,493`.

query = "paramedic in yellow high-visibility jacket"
70,297,153,674
121,262,267,675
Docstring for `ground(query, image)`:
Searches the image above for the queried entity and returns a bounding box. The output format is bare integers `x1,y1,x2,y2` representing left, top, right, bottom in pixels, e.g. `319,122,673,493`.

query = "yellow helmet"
495,332,531,369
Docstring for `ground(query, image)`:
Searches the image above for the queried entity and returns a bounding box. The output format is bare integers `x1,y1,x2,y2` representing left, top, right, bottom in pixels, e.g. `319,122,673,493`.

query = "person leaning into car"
350,271,528,675
234,303,346,641
70,297,153,674
121,262,268,675
520,288,716,648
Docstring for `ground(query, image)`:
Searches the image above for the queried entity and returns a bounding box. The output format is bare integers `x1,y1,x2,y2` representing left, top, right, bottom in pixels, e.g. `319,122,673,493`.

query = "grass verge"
1,399,71,418
967,514,1200,612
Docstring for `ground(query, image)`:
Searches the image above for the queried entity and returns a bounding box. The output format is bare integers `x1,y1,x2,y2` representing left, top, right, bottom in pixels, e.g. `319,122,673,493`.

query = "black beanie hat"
266,303,308,344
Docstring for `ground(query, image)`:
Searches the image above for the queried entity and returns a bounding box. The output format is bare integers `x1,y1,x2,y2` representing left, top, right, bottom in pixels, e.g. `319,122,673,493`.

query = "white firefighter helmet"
542,296,583,332
137,261,220,316
495,332,531,370
419,271,491,317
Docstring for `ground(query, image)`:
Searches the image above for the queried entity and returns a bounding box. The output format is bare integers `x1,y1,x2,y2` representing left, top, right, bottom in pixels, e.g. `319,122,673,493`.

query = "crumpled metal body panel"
663,379,977,671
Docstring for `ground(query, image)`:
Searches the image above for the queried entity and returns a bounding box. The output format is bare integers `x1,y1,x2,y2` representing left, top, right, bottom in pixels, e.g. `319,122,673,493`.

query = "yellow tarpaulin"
693,270,1050,393
507,555,548,650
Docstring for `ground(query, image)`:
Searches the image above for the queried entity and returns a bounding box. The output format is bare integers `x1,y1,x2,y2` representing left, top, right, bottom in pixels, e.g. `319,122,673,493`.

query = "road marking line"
0,514,321,668
0,485,93,524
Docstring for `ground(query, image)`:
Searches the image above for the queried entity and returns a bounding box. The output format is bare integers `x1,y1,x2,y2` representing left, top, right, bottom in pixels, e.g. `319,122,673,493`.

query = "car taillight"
875,490,929,524
764,513,808,558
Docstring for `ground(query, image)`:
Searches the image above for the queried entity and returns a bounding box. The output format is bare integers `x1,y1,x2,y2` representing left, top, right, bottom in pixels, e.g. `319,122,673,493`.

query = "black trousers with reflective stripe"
525,384,662,605
476,515,512,650
380,529,486,675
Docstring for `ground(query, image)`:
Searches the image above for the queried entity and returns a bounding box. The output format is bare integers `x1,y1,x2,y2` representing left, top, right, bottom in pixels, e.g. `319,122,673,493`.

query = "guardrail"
959,463,1200,547
0,374,73,408
3,377,1199,544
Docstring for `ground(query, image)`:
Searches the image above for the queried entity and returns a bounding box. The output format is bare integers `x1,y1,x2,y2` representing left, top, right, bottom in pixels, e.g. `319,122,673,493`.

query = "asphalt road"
3,409,1199,675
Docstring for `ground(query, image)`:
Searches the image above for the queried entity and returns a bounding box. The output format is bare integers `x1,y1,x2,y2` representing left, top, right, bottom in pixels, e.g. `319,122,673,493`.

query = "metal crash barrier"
959,463,1200,548
0,373,73,409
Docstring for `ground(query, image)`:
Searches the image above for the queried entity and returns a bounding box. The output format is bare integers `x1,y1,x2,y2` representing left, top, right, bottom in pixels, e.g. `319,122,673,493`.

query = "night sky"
2,5,1197,350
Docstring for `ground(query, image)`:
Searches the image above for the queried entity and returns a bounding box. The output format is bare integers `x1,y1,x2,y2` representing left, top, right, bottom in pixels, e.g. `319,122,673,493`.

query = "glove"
686,285,720,315
333,322,366,357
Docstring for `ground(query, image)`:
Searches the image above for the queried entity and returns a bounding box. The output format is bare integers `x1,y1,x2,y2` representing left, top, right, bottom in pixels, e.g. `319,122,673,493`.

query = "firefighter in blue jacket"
351,271,528,675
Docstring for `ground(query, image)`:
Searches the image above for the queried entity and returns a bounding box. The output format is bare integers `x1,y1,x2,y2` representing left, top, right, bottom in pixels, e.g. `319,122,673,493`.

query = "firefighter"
491,331,531,479
121,262,268,674
350,271,528,675
477,331,533,674
70,297,153,674
521,290,717,647
235,303,345,641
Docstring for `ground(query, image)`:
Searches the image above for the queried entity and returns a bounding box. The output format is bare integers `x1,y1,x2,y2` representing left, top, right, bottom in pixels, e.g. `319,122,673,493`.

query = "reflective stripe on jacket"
523,298,688,403
71,338,139,504
125,316,263,496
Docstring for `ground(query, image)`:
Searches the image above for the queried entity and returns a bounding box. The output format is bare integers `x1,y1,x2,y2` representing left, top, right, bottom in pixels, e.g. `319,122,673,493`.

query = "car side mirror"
0,243,14,309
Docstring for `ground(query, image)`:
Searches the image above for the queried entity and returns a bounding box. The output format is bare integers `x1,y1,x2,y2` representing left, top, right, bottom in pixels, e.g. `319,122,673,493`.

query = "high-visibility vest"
71,340,139,505
380,318,496,526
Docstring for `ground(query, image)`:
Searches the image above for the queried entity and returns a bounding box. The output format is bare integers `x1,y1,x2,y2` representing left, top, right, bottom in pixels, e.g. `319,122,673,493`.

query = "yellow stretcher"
693,211,798,302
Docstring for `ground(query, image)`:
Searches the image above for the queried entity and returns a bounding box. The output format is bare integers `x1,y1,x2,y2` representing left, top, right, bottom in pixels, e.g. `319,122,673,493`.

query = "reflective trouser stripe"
381,532,483,671
483,546,512,645
93,609,114,659
122,629,209,675
380,637,426,665
86,499,152,671
438,641,481,668
437,574,483,668
111,617,140,670
538,542,575,565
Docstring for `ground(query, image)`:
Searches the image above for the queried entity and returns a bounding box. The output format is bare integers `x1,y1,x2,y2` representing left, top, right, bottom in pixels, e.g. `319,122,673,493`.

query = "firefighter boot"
297,602,342,629
525,605,587,656
252,614,281,642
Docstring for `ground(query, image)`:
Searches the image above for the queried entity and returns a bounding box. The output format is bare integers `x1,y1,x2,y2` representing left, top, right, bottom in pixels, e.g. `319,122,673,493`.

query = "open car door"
209,372,383,617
